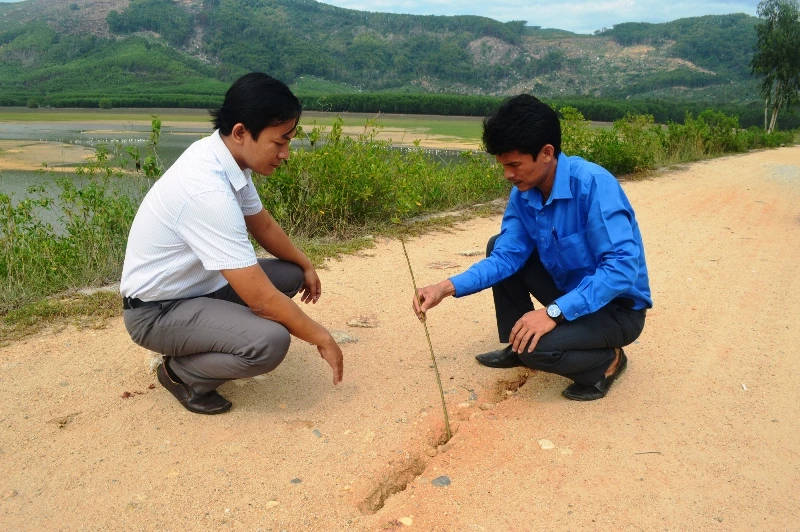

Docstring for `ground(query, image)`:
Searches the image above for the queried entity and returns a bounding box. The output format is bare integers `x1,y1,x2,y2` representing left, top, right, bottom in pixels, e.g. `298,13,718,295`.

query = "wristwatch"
546,302,565,324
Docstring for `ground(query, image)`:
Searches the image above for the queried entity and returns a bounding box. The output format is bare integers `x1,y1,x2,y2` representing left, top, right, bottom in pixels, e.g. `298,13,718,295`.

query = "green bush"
255,117,506,237
26,99,39,109
0,122,162,313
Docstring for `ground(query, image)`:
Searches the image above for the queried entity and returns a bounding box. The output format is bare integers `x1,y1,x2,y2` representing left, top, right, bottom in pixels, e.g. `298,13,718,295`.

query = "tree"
751,0,800,132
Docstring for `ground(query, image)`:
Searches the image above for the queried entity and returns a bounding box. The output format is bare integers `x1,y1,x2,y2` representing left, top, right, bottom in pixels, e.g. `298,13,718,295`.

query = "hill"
0,0,764,109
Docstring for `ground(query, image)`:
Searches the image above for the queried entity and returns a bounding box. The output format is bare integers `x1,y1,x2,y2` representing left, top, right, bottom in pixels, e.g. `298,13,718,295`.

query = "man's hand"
412,280,456,321
317,338,344,385
509,308,557,354
299,266,321,304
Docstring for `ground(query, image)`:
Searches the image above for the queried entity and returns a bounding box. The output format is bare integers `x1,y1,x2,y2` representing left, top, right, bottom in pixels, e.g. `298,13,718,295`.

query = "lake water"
0,115,473,198
0,119,211,197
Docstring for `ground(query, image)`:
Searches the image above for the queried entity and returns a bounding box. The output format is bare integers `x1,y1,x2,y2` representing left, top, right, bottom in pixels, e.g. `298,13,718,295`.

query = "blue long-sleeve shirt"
450,153,652,321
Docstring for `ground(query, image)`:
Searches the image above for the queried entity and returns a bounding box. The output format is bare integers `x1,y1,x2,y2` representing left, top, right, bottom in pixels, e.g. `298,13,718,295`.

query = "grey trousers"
487,235,647,385
123,259,304,394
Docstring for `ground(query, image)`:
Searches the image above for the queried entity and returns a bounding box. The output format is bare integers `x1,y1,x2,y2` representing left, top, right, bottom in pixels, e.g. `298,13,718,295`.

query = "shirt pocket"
553,231,593,272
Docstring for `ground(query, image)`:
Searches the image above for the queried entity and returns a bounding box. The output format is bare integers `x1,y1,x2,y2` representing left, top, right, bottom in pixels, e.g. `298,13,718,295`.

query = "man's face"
495,146,556,193
240,120,297,176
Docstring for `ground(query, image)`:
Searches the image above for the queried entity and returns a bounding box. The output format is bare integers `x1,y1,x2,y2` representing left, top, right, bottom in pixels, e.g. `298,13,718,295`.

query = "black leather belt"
122,297,169,310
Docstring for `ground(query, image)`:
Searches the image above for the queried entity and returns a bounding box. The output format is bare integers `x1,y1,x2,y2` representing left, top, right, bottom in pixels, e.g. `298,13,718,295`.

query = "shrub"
254,117,506,237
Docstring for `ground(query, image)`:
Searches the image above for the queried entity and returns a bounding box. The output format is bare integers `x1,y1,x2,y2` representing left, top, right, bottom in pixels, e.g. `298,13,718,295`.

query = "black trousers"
487,235,646,386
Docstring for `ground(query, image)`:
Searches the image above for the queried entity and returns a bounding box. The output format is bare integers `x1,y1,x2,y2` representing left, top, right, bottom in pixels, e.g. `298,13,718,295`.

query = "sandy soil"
0,140,96,171
1,146,799,531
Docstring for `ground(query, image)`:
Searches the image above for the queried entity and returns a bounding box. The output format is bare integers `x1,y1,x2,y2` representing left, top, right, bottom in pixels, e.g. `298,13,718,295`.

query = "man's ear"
541,144,555,162
229,123,248,144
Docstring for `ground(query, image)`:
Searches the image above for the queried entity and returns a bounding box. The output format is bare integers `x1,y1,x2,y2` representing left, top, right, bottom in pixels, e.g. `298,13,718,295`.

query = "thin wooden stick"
401,238,452,441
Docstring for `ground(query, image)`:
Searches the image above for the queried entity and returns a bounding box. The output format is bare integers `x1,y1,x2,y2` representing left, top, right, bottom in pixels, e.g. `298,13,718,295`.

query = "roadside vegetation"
0,111,796,343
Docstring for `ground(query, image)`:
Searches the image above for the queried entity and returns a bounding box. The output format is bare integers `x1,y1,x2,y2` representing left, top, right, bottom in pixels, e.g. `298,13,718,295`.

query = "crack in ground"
358,369,531,514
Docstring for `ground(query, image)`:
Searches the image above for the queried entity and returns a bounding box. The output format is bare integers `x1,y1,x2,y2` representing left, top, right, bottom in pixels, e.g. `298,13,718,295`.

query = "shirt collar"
549,152,573,203
522,152,573,207
209,129,251,191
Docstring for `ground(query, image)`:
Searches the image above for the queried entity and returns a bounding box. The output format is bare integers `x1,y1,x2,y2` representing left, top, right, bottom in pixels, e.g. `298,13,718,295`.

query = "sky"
0,0,763,34
318,0,762,34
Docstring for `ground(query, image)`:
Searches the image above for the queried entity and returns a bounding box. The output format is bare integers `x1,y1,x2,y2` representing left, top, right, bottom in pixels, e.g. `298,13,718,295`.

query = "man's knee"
247,325,291,373
257,258,304,296
486,234,500,257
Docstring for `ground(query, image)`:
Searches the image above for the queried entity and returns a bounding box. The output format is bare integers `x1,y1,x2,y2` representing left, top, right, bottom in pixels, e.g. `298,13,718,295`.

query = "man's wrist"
440,280,456,297
546,302,565,324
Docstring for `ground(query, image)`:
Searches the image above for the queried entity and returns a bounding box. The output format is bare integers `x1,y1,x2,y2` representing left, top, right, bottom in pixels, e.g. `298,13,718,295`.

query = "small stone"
121,391,132,399
398,516,413,526
312,429,322,438
457,250,483,256
458,402,471,408
252,374,268,381
290,478,302,484
330,330,359,344
479,403,496,411
148,384,155,389
427,261,459,270
347,316,379,328
438,441,455,454
232,379,248,387
3,489,18,499
285,420,314,430
265,501,279,509
538,439,555,450
363,431,376,443
468,391,478,401
505,390,515,396
425,447,438,457
431,476,451,487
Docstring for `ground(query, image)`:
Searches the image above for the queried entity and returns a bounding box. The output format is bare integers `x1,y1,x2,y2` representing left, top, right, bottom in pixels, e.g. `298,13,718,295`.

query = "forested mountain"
0,0,763,108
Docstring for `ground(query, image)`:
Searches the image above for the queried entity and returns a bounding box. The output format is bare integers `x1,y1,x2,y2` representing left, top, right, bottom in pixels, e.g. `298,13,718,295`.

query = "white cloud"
320,0,761,34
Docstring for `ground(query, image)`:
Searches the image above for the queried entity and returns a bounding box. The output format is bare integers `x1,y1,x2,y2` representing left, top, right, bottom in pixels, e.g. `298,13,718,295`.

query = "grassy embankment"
0,110,796,344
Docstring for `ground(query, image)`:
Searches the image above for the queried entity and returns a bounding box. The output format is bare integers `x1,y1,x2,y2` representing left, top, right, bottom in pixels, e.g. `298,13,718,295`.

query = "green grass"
301,112,484,142
0,107,211,123
0,290,121,347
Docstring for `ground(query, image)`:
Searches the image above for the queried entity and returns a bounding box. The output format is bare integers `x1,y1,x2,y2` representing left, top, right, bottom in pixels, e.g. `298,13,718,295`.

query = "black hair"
210,72,302,140
482,94,561,159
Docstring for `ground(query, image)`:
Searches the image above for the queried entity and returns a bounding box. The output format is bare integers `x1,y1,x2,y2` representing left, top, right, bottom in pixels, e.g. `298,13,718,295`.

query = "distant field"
0,108,486,143
0,108,212,124
0,108,613,147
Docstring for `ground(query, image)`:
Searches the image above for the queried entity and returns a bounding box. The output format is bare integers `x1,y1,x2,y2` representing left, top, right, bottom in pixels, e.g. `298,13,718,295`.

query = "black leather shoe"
475,345,525,368
562,348,628,401
157,357,232,415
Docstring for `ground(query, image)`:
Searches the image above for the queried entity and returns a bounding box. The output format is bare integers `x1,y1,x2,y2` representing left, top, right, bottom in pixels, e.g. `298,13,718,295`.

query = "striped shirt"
120,130,262,301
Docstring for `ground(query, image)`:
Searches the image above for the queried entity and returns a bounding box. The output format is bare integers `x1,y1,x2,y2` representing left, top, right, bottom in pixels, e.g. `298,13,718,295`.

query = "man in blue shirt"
412,95,651,401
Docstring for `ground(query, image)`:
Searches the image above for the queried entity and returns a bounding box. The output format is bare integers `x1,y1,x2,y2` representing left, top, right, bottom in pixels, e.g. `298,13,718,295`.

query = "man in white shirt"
120,73,343,415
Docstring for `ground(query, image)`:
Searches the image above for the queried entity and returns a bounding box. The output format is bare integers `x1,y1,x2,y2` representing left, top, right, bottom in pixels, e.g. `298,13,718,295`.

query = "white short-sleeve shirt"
120,130,263,301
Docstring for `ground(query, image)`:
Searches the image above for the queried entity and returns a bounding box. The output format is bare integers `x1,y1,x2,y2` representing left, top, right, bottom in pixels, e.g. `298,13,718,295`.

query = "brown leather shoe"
475,345,525,368
562,348,628,401
156,357,232,415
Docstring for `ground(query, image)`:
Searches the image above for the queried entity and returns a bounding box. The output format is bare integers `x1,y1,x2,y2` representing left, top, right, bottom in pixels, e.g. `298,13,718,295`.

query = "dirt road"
1,146,799,530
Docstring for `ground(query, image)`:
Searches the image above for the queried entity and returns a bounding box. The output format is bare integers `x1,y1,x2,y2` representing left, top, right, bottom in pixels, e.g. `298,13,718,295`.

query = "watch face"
547,304,560,318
